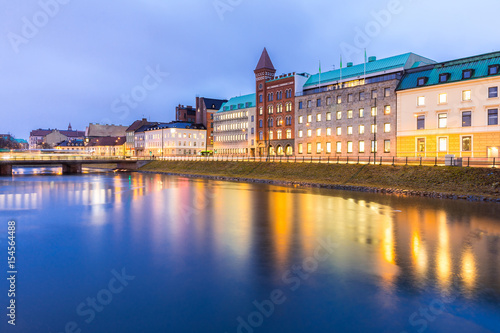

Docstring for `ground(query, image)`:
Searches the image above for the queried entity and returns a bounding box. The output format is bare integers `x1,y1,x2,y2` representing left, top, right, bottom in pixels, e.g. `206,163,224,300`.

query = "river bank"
139,161,500,202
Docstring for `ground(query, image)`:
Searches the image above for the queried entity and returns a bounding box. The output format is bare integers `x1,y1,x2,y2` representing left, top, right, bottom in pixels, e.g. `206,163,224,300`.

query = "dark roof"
146,122,207,131
135,123,159,133
398,51,500,91
255,48,275,71
30,129,52,137
87,137,126,147
202,98,228,111
56,139,85,147
126,119,155,132
30,129,84,138
59,130,85,138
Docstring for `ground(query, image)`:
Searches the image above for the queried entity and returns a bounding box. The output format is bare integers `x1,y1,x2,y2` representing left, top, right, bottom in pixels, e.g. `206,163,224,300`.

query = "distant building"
213,94,256,156
134,123,158,157
397,51,500,158
125,119,155,156
29,124,85,149
85,123,128,139
13,138,28,150
196,97,227,151
176,105,196,123
254,48,309,156
295,53,434,157
144,122,207,157
55,139,86,152
86,137,126,156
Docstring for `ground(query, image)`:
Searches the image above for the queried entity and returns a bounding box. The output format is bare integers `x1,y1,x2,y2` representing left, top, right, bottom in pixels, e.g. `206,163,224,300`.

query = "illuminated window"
384,105,391,114
298,130,303,138
438,113,447,128
307,129,312,137
359,141,365,153
438,137,447,152
316,113,322,122
336,142,341,153
326,127,332,136
268,105,273,114
316,129,321,136
298,116,303,124
277,130,282,139
384,88,390,97
286,130,292,139
384,140,390,153
371,140,377,153
307,143,312,154
371,107,377,116
307,114,312,123
316,142,322,153
462,90,471,101
326,142,332,153
462,136,471,152
371,90,377,99
359,125,365,134
336,127,342,135
439,93,447,104
337,95,342,104
417,96,425,106
298,143,303,154
336,111,342,120
347,126,353,135
269,131,273,140
326,112,332,121
417,138,425,152
359,108,364,118
347,110,353,119
371,124,377,133
384,123,391,133
347,141,353,153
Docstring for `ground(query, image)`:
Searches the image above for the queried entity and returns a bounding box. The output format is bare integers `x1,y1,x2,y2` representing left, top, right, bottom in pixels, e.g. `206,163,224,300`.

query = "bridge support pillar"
0,164,12,176
62,163,82,174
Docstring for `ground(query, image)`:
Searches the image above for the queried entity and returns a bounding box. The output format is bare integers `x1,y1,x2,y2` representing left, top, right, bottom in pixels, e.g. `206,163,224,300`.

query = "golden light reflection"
461,247,477,293
271,191,292,268
412,232,427,278
436,211,451,290
383,219,395,265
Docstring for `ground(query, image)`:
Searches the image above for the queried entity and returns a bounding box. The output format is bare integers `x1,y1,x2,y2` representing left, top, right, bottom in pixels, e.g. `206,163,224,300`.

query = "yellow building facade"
397,52,500,158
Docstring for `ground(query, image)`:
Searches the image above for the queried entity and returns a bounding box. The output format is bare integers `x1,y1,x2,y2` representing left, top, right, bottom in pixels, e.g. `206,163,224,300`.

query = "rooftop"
218,93,256,113
397,51,500,91
255,48,275,71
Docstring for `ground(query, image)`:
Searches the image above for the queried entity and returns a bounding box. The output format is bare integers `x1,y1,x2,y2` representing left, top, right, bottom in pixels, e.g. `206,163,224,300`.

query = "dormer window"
488,65,499,75
417,77,428,86
439,73,450,83
462,69,474,79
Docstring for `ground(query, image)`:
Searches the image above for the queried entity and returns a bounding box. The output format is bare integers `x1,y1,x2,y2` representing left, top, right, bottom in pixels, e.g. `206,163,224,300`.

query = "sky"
1,0,499,139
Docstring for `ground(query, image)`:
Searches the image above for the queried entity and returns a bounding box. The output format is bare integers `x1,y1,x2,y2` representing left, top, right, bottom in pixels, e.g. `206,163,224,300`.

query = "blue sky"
1,0,499,139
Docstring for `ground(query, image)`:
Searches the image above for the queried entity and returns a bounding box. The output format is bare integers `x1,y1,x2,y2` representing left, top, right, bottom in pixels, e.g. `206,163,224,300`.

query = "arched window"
268,118,274,127
277,104,283,113
268,105,274,114
286,129,292,139
269,131,274,140
277,130,282,139
277,117,283,126
286,102,292,112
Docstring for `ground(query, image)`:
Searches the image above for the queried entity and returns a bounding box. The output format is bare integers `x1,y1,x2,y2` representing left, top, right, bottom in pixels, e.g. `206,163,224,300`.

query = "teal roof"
304,53,435,88
397,51,500,91
218,93,256,113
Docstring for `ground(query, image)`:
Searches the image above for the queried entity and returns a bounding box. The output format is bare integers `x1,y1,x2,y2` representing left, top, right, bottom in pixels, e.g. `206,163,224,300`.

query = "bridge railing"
0,156,153,162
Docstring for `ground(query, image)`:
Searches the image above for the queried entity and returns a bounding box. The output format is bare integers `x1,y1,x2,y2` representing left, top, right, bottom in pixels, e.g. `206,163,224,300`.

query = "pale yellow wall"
397,76,500,157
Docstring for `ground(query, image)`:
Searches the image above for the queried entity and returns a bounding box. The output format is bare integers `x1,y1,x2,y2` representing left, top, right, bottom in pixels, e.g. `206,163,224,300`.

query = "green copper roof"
397,51,500,91
218,93,256,113
304,53,435,88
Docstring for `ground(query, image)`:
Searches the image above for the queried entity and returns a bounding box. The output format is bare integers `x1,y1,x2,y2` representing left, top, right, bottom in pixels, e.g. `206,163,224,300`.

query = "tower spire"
255,48,275,71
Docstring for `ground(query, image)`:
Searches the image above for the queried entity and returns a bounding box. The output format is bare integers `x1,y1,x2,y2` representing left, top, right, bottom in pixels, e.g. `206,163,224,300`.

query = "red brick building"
254,48,309,156
175,105,196,123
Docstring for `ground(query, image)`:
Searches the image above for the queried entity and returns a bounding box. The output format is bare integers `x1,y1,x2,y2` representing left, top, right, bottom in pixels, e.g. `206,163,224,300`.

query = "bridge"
0,157,152,176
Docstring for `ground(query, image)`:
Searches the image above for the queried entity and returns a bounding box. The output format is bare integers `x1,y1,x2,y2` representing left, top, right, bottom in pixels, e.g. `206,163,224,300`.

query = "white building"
144,122,207,157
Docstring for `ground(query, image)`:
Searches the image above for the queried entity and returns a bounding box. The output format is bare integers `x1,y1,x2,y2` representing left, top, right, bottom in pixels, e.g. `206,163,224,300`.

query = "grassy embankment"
140,161,500,199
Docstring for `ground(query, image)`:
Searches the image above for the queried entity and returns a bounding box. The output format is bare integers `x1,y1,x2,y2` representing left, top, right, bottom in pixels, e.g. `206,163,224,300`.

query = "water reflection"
1,173,500,332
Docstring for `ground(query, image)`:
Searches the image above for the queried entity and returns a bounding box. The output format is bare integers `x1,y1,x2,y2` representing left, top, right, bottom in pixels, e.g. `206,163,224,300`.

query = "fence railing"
0,156,152,162
147,155,498,168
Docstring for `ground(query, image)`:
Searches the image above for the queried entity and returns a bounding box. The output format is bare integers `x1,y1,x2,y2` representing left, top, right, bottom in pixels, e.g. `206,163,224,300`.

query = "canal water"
1,170,500,332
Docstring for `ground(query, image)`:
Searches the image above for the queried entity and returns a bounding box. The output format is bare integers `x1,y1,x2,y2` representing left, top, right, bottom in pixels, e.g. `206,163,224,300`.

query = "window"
307,114,312,123
439,73,449,83
268,93,274,101
277,130,282,139
269,131,274,140
259,107,263,115
359,141,365,153
286,130,292,139
438,137,447,152
371,107,377,116
371,90,377,99
417,77,427,86
316,129,321,136
384,123,391,133
336,111,342,120
347,141,353,153
347,110,353,119
286,103,292,112
259,119,263,128
259,95,263,103
326,142,332,153
307,100,312,108
337,95,342,104
359,108,364,118
268,106,273,114
326,127,332,136
336,142,341,153
277,117,283,126
316,113,322,122
359,125,365,134
488,109,498,125
417,138,425,152
359,92,365,101
326,112,332,121
384,88,390,97
347,126,353,135
439,93,447,104
488,65,499,75
307,143,312,154
251,115,255,122
371,140,377,153
326,97,332,105
298,130,303,138
277,104,283,113
348,94,353,102
371,124,377,133
307,129,312,137
462,69,473,79
417,115,425,130
417,96,425,106
299,101,303,109
298,116,303,124
462,111,471,127
316,142,322,154
384,105,391,115
259,132,263,140
462,90,471,101
462,136,471,152
336,127,342,135
298,143,303,154
277,91,282,100
317,99,321,107
438,113,447,128
489,87,498,98
268,118,273,127
251,128,254,134
384,140,390,153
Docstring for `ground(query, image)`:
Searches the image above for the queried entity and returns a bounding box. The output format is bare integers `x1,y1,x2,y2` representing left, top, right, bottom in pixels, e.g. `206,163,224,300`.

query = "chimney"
347,62,353,67
368,56,377,62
